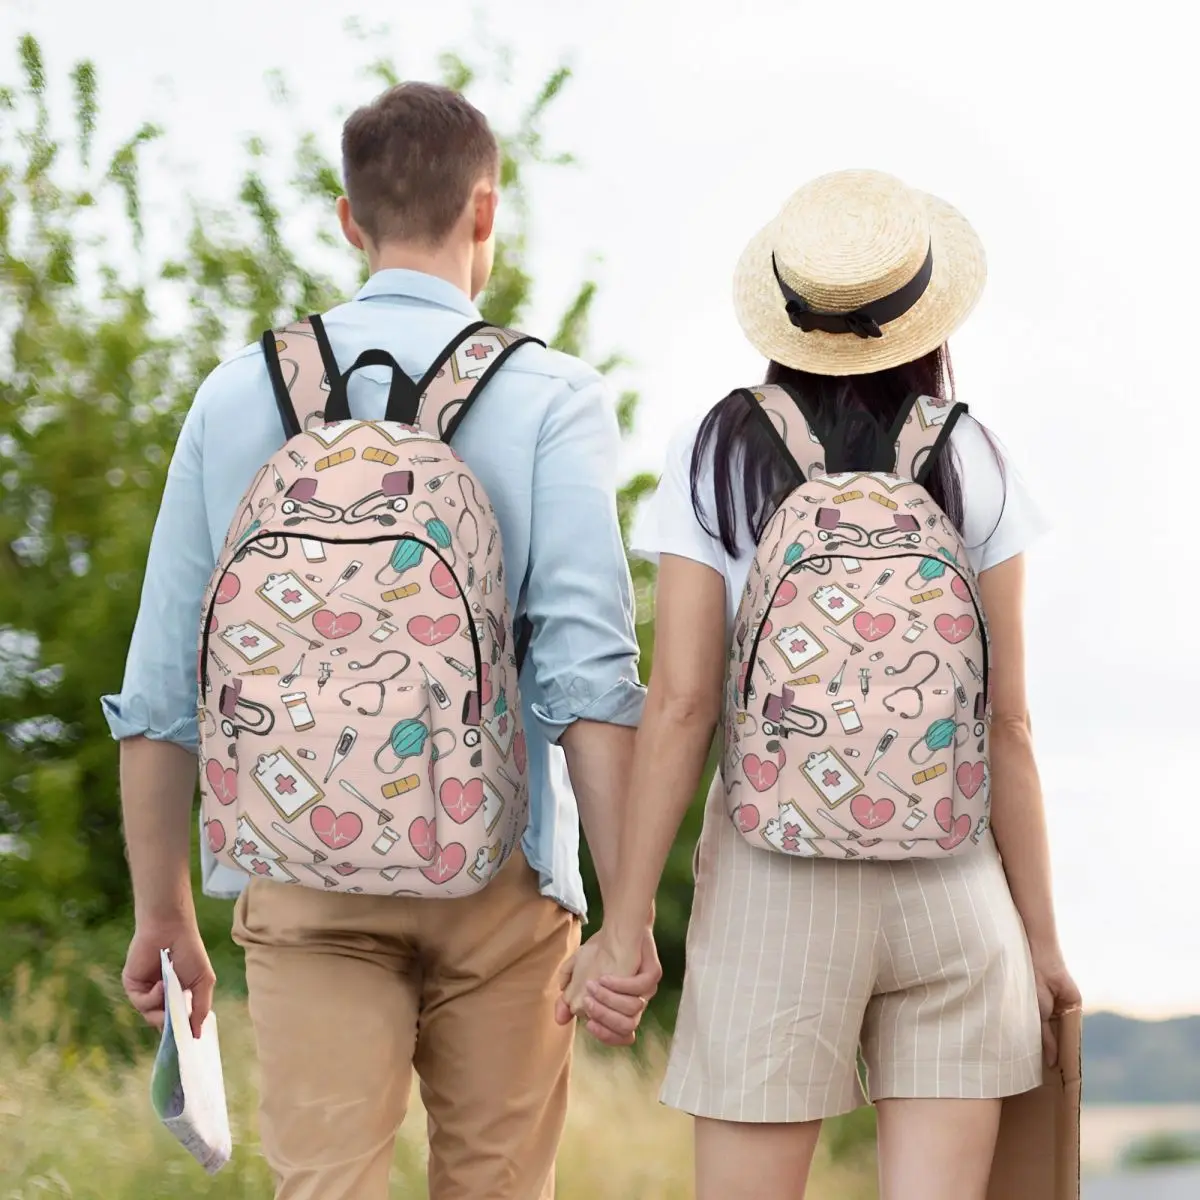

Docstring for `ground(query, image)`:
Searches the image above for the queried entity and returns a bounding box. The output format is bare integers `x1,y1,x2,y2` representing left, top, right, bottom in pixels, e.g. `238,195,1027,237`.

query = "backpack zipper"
200,531,484,708
740,551,988,709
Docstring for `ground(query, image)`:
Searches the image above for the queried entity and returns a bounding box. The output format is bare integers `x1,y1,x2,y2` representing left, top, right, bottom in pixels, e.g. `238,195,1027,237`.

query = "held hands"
1030,943,1082,1067
555,926,661,1047
122,918,215,1041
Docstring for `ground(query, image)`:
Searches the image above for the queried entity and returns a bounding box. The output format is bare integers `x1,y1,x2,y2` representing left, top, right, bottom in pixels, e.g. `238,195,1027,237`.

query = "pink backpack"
724,385,991,860
197,316,539,897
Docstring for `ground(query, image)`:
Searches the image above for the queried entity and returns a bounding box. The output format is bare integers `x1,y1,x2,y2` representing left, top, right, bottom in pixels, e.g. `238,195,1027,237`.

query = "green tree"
0,31,694,1044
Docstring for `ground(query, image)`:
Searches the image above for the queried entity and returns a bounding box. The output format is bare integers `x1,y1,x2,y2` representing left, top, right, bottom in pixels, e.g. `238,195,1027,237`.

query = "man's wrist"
134,889,196,929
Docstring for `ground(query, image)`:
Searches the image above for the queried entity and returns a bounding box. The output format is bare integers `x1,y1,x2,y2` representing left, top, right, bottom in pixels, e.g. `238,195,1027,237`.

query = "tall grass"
0,962,878,1198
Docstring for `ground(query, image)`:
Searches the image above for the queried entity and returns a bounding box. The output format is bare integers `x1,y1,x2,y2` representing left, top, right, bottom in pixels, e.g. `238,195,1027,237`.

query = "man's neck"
367,242,473,300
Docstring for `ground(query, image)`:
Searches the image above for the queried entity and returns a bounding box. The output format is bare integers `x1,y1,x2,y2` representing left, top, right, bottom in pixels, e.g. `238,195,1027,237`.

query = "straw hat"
732,169,986,376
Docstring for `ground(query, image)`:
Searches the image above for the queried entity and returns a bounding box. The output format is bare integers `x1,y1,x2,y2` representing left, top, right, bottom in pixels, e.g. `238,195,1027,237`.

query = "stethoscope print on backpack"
882,650,941,719
337,649,414,716
813,506,923,550
761,683,828,739
280,471,415,529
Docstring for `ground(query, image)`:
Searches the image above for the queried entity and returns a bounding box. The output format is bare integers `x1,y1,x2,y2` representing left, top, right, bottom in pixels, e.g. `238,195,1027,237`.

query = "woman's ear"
337,196,366,251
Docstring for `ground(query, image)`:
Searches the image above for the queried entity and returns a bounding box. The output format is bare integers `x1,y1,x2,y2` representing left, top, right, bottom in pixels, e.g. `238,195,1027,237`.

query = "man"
105,82,659,1200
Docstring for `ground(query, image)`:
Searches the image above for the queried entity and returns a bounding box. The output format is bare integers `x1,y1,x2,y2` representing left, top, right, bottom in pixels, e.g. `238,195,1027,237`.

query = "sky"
2,0,1197,1017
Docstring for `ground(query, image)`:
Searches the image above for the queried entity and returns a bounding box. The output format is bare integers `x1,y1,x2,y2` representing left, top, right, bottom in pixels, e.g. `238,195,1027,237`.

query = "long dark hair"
690,345,999,556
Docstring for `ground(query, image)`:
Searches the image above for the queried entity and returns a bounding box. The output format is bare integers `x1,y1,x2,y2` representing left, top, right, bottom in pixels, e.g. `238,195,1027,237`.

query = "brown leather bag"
987,1008,1083,1200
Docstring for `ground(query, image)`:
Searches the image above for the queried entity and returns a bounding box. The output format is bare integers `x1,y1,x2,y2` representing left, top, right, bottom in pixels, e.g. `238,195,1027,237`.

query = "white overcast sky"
2,0,1196,1017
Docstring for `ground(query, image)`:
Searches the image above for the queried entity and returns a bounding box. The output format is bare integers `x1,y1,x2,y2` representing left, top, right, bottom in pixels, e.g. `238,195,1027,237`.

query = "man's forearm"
120,736,199,924
559,719,638,915
988,718,1059,951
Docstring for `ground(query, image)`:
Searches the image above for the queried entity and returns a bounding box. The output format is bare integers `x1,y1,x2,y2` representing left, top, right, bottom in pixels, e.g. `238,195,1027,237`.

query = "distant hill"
1085,1013,1200,1104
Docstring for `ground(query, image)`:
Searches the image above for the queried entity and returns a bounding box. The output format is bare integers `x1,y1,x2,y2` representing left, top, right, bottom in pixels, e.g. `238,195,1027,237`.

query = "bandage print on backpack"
722,385,991,860
196,317,540,897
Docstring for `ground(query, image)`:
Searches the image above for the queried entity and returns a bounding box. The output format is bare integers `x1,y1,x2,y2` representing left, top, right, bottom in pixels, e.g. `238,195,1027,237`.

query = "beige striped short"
661,775,1043,1123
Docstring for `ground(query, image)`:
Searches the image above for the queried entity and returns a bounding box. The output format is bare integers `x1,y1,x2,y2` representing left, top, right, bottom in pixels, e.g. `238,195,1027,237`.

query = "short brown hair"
341,82,499,246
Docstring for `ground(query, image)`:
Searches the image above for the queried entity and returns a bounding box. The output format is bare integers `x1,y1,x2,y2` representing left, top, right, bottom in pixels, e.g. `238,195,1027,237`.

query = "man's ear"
337,196,366,251
473,180,498,245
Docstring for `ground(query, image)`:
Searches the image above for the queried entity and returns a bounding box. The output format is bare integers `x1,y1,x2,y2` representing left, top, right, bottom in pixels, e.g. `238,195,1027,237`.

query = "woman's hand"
1030,943,1081,1066
555,926,660,1046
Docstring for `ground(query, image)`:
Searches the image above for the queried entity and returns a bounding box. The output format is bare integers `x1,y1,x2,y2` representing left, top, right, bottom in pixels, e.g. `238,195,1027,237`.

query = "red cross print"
465,342,494,362
240,634,260,648
822,769,842,788
828,596,845,610
274,774,297,795
281,588,302,605
789,637,808,655
252,859,272,875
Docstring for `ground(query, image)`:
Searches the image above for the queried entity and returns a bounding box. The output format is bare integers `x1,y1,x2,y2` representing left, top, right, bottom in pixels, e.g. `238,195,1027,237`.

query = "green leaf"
69,61,97,166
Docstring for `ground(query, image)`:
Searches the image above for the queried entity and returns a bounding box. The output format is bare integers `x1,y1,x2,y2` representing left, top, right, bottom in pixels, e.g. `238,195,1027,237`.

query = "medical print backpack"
196,315,540,897
723,384,991,861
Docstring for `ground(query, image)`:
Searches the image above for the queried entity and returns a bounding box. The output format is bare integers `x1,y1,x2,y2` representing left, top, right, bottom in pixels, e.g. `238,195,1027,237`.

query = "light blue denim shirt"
101,269,644,917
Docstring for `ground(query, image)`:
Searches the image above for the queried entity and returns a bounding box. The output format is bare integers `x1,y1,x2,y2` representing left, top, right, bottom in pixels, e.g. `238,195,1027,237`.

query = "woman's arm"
560,553,727,1012
979,553,1081,1061
978,554,1056,944
606,553,728,946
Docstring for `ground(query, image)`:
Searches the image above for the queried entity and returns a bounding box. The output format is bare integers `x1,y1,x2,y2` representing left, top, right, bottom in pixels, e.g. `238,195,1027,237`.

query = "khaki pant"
232,853,581,1200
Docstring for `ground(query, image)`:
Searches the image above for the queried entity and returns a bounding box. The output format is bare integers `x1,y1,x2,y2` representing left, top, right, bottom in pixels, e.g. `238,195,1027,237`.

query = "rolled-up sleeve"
100,391,215,751
524,375,645,742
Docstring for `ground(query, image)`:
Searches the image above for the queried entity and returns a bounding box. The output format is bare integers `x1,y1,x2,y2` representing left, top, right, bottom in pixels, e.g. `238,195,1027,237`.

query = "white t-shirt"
631,409,1048,630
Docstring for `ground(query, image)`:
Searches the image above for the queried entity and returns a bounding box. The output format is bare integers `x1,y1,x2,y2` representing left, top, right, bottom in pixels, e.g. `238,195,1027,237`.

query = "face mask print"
908,717,968,764
374,538,425,586
373,709,457,774
373,714,430,774
414,501,453,562
905,556,947,589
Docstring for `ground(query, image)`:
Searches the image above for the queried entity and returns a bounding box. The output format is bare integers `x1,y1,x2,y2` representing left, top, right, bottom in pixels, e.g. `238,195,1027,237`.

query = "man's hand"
555,926,661,1047
123,919,215,1040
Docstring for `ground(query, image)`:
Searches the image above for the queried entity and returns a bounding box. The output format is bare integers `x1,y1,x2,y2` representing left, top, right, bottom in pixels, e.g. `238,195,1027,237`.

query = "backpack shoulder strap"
746,382,827,483
891,393,970,485
413,322,544,441
261,315,347,438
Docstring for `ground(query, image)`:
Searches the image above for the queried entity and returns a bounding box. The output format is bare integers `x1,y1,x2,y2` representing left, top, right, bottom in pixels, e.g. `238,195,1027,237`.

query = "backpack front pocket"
200,674,473,890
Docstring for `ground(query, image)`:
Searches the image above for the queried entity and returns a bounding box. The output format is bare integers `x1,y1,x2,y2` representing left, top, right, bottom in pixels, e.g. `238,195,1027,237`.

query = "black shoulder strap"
893,394,970,484
743,383,827,484
263,318,346,439
413,323,544,442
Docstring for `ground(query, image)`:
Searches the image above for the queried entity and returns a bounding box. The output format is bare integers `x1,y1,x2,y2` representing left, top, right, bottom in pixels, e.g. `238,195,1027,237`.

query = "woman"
562,170,1080,1199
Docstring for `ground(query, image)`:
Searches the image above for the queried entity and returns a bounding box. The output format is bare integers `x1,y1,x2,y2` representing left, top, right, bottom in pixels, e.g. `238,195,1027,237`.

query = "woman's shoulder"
947,411,1049,572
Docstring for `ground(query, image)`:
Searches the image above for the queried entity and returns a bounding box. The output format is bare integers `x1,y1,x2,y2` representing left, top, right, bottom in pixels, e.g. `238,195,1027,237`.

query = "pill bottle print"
832,699,863,734
282,692,315,732
372,827,402,855
371,621,398,644
903,807,926,830
903,620,927,643
300,539,327,563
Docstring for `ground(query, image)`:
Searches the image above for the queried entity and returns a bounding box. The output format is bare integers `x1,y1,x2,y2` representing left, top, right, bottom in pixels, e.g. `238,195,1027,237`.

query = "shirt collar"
354,268,481,319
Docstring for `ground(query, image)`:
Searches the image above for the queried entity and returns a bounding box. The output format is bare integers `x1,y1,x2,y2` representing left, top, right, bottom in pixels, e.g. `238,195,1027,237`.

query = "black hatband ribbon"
771,243,934,340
